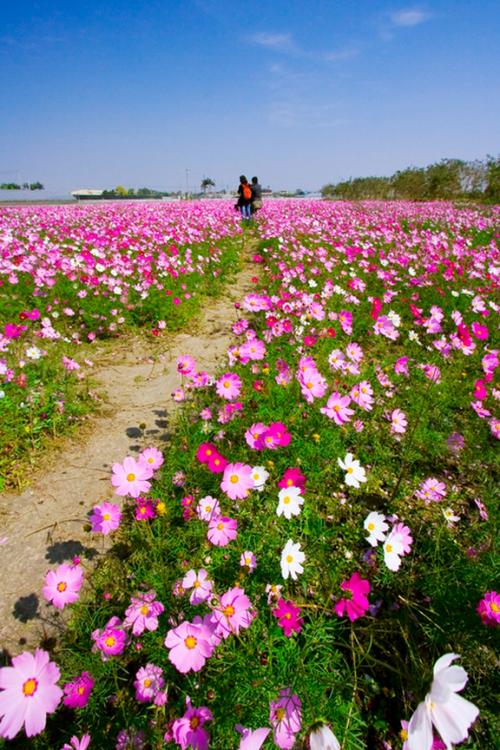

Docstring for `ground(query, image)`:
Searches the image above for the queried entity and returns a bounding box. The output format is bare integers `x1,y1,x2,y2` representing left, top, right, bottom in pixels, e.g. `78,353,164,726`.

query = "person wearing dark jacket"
250,176,263,215
236,175,252,220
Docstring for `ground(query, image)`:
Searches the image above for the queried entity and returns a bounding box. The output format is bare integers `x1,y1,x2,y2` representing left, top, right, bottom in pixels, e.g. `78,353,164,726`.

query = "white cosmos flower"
280,539,305,580
337,453,367,488
383,531,405,571
309,723,341,750
364,511,388,547
277,487,304,520
408,653,479,750
251,466,269,492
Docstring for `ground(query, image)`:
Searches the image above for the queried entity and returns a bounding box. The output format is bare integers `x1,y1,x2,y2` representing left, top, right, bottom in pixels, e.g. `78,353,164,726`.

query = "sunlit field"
0,199,498,749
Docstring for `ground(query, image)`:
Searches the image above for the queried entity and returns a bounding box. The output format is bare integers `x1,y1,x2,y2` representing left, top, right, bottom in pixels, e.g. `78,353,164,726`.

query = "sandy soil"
0,255,255,655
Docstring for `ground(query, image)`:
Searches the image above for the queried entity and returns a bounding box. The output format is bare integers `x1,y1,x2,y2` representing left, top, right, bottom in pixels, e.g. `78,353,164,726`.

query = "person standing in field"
237,175,252,220
250,176,263,215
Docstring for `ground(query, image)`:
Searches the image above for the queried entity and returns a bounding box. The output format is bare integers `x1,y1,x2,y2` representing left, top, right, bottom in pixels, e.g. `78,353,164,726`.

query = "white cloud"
249,32,297,53
324,47,359,62
390,8,430,27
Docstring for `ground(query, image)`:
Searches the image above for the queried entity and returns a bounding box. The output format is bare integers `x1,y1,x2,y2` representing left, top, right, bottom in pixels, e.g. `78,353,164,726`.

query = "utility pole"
185,168,190,197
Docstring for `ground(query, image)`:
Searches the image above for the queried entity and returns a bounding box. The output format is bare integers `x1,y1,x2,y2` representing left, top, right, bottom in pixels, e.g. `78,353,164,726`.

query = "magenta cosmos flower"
278,467,306,492
477,591,500,626
134,498,156,521
91,616,127,661
172,697,213,750
221,463,254,500
62,672,94,709
207,515,238,546
61,734,91,750
273,599,303,637
111,456,153,498
133,663,165,704
89,502,122,535
0,648,63,739
210,587,255,640
42,563,84,609
216,372,242,400
334,572,371,622
164,619,216,673
123,590,165,636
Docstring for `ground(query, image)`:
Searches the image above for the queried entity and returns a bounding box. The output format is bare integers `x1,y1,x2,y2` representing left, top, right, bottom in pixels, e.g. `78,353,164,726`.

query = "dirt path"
0,253,256,654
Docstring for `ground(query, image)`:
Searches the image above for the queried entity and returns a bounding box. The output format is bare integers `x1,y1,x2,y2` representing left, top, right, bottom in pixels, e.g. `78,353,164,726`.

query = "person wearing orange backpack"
236,175,252,220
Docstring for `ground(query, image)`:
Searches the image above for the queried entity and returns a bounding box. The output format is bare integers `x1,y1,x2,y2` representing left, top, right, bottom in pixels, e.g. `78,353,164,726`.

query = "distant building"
71,189,104,200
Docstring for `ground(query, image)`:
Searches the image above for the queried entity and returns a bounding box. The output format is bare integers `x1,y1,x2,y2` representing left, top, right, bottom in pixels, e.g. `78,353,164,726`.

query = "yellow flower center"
190,717,200,730
185,635,197,649
57,581,67,592
127,473,136,482
147,457,154,464
217,522,224,530
140,605,149,615
103,513,111,521
22,678,37,696
194,580,201,588
386,543,393,553
104,636,116,648
286,554,293,563
275,708,286,721
143,679,151,687
205,505,212,512
286,479,293,486
284,613,291,620
367,523,375,531
400,729,408,741
490,602,500,613
333,404,340,411
230,474,239,484
223,605,235,617
283,496,291,504
223,380,230,388
346,467,353,474
77,686,85,694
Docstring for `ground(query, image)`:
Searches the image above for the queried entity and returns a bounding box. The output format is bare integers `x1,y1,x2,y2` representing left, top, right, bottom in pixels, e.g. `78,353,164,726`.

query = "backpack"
242,183,252,200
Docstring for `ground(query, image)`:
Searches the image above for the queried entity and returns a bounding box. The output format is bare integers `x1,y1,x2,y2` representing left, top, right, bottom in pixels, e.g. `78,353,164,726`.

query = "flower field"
0,200,499,749
0,202,243,485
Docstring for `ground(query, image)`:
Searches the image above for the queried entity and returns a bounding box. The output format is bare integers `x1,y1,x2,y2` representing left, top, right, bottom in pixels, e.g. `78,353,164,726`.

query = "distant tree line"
101,186,180,198
321,156,500,203
0,182,44,191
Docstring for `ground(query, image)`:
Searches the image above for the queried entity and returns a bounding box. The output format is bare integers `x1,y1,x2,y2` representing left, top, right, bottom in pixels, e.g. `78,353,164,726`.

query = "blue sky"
1,0,499,195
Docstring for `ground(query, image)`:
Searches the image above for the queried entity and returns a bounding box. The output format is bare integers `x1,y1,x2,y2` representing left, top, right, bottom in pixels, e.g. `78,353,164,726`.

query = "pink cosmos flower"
299,367,327,403
177,355,197,375
171,697,213,750
245,422,268,449
91,616,127,660
216,372,242,400
240,338,266,360
415,478,447,503
165,619,216,673
138,447,164,472
258,421,292,450
269,688,302,750
339,309,353,335
123,590,165,636
0,648,63,739
42,563,84,609
477,591,500,626
490,417,500,440
273,599,303,637
320,392,354,425
236,725,271,750
240,551,257,572
391,522,413,554
62,672,94,709
207,515,238,546
89,502,122,535
221,463,254,500
111,456,153,498
62,355,81,372
334,572,371,622
350,380,374,411
133,663,165,704
471,321,488,340
61,735,91,750
182,569,213,604
390,408,408,435
278,467,306,492
210,587,255,639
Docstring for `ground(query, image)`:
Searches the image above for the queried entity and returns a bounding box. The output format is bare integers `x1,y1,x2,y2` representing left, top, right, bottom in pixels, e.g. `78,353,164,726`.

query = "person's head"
239,175,247,184
251,176,259,184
